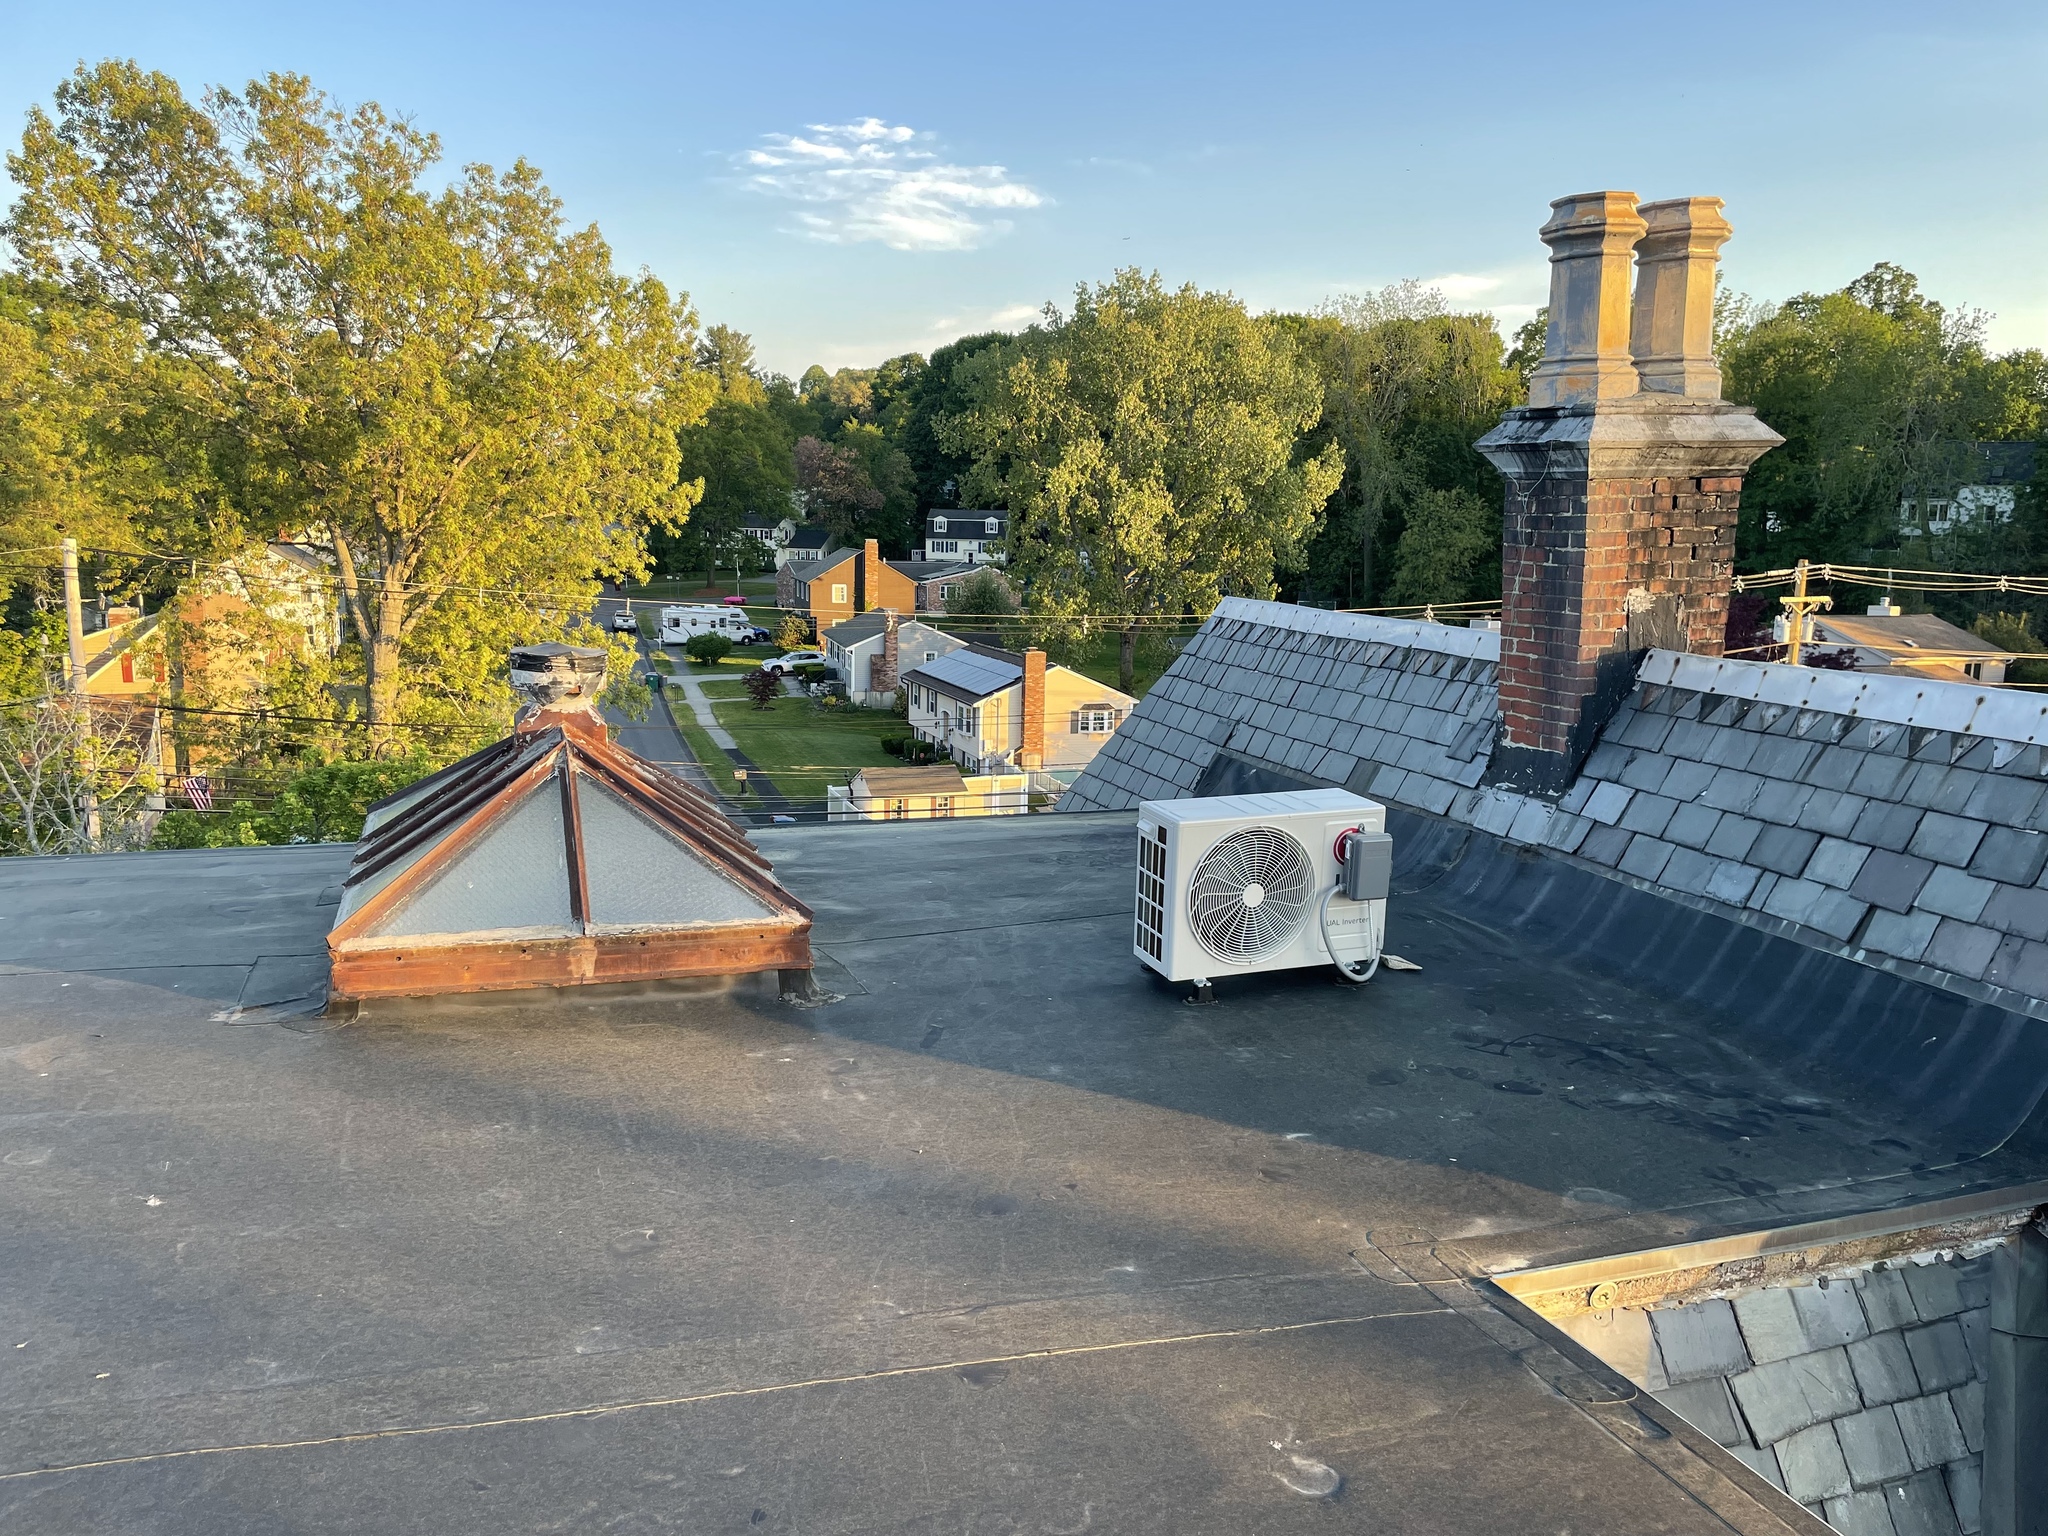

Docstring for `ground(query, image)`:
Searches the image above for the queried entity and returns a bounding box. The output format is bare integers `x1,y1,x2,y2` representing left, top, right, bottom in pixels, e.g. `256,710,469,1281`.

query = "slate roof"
1060,596,2048,1021
1602,1258,1994,1532
926,510,1006,536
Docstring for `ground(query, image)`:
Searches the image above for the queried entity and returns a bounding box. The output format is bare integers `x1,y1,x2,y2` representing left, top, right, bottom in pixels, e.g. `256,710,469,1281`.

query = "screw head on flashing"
1588,1281,1620,1310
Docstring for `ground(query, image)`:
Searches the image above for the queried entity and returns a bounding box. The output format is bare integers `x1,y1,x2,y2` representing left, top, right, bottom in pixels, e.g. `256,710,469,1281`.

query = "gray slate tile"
1620,835,1676,882
1981,883,2048,942
1922,920,2002,981
1706,860,1764,906
1903,1321,1974,1392
1748,778,1814,823
1862,909,1941,963
1950,1383,1983,1455
1962,772,2046,827
1918,867,1995,924
1826,1488,1903,1536
1850,850,1938,914
1855,800,1928,853
1651,1299,1751,1384
1901,1263,1968,1322
1776,1420,1854,1503
1706,813,1764,862
1655,1377,1744,1447
1578,824,1633,867
1663,801,1723,849
1836,1405,1914,1488
1967,825,2048,887
1732,1288,1807,1364
1887,1467,1963,1536
1947,1455,1982,1535
1910,813,1990,868
1661,758,1719,802
1985,934,2048,997
1849,1330,1922,1406
1807,837,1873,889
1794,1282,1874,1348
1620,792,1680,837
1753,824,1823,876
1583,780,1633,825
1893,1395,1968,1470
1729,1347,1860,1442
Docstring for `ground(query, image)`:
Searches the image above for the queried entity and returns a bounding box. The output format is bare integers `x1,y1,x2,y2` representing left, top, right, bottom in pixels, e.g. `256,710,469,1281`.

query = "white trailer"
659,605,753,645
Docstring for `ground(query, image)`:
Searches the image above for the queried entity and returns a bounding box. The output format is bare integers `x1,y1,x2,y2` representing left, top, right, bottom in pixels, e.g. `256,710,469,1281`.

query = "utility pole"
60,538,102,848
1778,558,1832,667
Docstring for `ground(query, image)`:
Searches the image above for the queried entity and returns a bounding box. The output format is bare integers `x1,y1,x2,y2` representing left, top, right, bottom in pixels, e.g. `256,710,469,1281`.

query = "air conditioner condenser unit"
1133,789,1391,990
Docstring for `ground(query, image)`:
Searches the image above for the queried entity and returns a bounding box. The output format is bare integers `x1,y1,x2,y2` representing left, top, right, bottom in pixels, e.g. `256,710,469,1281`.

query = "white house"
1897,442,2038,538
902,644,1134,784
821,612,967,706
826,763,1029,821
919,511,1007,565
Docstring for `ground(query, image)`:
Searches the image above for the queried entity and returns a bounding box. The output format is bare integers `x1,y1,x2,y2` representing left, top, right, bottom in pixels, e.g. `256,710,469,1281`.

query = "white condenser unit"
1133,789,1391,989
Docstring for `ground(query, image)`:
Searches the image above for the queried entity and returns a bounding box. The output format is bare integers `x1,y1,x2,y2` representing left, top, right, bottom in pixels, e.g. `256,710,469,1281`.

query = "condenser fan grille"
1186,826,1314,963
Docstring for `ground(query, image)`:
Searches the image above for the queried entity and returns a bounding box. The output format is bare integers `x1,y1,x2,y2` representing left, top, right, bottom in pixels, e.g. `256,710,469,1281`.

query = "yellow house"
901,645,1135,784
826,764,1029,821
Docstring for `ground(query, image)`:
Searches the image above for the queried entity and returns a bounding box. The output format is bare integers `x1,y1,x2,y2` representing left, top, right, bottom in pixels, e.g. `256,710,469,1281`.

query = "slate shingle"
1825,1489,1902,1536
1619,792,1680,837
1619,835,1677,883
1850,850,1937,915
1981,883,2048,942
1729,1347,1860,1442
1888,1467,1964,1536
1903,1321,1974,1392
1776,1420,1854,1503
1922,920,2003,981
1909,814,1990,869
1918,867,1995,924
1655,1377,1744,1447
1835,1405,1914,1489
1706,813,1764,862
1950,1382,1984,1455
1854,800,1928,853
1849,1330,1922,1406
1986,935,2048,997
1793,1282,1874,1348
1893,1395,1968,1470
1650,1300,1751,1384
1967,825,2048,888
1752,824,1823,876
1857,1268,1920,1331
1901,1263,1968,1322
1862,909,1941,963
1808,837,1873,890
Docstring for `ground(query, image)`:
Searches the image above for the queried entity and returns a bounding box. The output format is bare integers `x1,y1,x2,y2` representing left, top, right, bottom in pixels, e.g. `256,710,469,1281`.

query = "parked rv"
659,605,755,645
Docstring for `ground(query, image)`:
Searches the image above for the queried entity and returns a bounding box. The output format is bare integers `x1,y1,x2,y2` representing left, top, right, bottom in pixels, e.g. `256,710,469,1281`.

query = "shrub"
744,667,779,709
774,613,811,651
685,632,734,665
942,567,1020,617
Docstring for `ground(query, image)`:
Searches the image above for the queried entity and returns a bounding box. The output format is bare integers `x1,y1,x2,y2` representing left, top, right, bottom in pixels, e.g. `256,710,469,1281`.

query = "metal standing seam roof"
902,646,1024,702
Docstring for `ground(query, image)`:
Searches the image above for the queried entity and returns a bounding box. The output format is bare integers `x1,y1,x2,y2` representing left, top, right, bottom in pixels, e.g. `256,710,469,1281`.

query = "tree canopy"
4,61,709,744
945,270,1342,690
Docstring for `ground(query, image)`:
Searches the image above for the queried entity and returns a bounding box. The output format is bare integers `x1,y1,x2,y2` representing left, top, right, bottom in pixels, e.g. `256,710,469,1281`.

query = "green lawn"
708,694,903,801
619,575,779,605
655,687,746,798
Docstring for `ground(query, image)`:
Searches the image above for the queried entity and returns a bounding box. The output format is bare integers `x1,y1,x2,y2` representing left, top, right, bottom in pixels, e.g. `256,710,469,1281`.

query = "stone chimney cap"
509,642,608,710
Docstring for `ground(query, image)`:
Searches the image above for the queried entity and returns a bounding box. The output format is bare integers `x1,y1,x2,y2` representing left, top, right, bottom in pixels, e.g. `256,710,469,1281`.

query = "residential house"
779,539,920,633
741,512,799,560
825,763,1029,821
1897,441,2038,538
918,511,1007,565
1808,610,2016,684
891,560,1004,614
821,612,967,706
774,525,836,571
902,644,1135,784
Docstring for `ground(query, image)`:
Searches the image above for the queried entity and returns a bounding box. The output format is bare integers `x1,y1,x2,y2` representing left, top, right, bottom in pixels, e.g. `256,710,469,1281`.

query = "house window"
924,651,937,663
932,517,947,533
931,540,957,554
935,796,953,818
1075,707,1119,734
939,585,956,601
831,583,847,604
888,799,909,820
985,518,998,535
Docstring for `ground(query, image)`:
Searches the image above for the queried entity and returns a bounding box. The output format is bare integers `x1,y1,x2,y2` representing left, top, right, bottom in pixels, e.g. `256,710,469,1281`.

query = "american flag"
180,776,213,811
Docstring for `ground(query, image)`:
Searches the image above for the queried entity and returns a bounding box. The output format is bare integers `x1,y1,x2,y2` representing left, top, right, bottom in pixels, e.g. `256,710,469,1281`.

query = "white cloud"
734,118,1045,252
799,302,1047,371
1419,272,1503,302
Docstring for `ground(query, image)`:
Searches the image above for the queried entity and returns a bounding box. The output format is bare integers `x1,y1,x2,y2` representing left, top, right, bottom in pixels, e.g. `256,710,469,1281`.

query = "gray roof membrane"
1060,597,2048,1021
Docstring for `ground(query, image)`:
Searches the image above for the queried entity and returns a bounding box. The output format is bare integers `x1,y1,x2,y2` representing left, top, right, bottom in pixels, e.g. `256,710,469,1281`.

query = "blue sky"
4,1,2043,375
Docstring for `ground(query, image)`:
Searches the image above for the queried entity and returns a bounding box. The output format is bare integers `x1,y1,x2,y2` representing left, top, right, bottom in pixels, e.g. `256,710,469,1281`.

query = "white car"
610,610,639,633
759,650,825,676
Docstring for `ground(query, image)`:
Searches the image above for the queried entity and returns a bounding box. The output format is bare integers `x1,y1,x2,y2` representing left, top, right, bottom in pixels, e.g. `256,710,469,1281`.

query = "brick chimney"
1476,191,1782,798
872,610,900,696
858,538,880,611
1019,648,1046,771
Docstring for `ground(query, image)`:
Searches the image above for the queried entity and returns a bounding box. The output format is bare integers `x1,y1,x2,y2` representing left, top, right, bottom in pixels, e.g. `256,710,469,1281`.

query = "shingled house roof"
1062,596,2048,1024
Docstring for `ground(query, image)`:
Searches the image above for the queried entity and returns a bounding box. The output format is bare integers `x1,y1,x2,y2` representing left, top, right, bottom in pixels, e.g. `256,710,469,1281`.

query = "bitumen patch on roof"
3,809,2045,1532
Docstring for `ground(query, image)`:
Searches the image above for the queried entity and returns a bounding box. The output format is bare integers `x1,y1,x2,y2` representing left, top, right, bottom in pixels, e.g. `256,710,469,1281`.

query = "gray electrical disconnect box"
1342,831,1393,902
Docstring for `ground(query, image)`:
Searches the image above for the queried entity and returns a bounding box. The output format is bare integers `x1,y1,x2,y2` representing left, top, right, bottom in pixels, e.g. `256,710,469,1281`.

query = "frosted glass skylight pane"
371,776,574,937
579,779,773,928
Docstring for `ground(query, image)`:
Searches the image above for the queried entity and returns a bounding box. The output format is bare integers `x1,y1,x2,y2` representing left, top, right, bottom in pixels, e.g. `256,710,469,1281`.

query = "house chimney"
859,538,880,611
509,642,608,741
1476,193,1782,797
872,610,900,696
1020,648,1046,771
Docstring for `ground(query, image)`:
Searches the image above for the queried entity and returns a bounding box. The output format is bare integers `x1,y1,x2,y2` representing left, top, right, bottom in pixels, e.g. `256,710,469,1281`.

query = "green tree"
1721,263,2046,567
661,379,795,585
1290,284,1519,608
5,63,710,747
946,270,1342,692
1384,488,1498,605
885,333,1013,510
942,566,1019,616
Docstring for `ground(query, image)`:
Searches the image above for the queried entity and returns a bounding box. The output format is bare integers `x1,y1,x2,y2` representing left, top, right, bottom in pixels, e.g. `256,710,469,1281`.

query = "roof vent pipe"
510,643,608,738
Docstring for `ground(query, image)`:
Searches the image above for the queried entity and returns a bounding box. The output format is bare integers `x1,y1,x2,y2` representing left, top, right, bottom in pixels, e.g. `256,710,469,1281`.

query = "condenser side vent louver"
1135,824,1167,961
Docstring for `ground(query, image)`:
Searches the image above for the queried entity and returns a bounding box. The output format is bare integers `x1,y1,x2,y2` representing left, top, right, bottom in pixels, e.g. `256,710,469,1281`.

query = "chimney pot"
1631,197,1732,399
1526,191,1646,409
